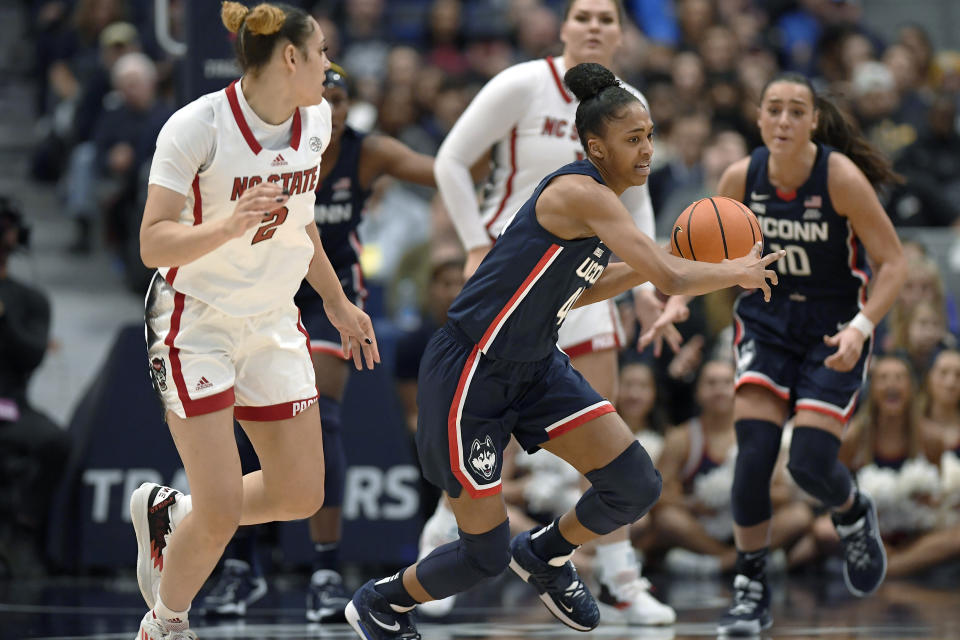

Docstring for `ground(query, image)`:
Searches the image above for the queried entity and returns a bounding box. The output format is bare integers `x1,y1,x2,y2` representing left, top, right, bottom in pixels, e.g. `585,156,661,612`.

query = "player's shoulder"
157,93,217,140
716,155,752,200
489,58,552,88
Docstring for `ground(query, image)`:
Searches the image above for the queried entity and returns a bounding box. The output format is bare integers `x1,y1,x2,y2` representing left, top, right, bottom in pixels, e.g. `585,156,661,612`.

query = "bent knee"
277,483,325,520
462,520,511,577
192,506,241,547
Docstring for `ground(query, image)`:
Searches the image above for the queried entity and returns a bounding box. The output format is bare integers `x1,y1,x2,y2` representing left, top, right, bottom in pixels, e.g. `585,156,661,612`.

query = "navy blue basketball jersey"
446,159,611,362
311,125,370,270
743,143,870,304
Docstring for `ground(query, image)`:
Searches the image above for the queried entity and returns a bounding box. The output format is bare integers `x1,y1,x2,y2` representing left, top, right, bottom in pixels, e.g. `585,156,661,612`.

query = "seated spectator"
922,349,960,456
0,197,71,577
881,252,959,353
891,300,956,382
647,361,812,575
841,356,957,578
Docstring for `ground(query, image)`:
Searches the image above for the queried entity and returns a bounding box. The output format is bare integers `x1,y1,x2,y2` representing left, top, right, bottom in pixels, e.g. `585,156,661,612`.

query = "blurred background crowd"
3,0,960,594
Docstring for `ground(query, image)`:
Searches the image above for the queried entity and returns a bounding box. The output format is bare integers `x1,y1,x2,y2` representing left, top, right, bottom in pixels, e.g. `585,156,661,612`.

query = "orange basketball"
670,196,762,263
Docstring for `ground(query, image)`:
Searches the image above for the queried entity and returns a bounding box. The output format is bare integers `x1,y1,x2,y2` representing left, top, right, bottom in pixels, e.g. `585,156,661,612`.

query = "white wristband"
848,312,875,339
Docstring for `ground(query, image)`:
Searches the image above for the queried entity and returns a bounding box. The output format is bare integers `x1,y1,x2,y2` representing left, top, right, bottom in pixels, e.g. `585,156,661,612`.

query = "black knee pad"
576,441,662,535
461,519,511,577
731,419,782,527
317,396,346,507
787,426,851,508
416,519,510,599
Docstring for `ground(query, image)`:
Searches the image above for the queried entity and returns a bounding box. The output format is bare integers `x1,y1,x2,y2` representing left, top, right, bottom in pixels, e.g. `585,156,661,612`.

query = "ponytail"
814,94,904,188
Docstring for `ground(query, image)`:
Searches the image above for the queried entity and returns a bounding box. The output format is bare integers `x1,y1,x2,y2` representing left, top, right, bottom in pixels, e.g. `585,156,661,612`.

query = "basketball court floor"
2,567,957,640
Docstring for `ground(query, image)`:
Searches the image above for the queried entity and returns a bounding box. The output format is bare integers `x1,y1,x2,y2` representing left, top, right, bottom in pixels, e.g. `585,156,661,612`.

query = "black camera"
0,196,30,250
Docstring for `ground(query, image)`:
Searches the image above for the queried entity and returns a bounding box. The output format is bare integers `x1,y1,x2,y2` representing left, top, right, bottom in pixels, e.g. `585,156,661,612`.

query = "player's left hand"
636,291,688,356
823,326,866,372
325,298,381,370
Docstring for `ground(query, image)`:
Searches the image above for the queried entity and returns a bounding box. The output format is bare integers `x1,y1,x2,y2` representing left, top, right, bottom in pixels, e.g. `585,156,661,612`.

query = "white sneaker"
131,483,188,609
133,610,198,640
597,569,676,625
664,548,722,576
416,500,460,617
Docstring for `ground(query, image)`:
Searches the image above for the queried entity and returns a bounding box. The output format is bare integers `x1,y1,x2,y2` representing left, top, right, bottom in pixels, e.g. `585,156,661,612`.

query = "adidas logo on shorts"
195,376,213,391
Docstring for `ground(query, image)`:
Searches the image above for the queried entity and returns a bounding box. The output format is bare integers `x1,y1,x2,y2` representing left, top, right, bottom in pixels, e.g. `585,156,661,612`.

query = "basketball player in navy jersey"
715,73,907,636
201,63,440,622
344,62,783,640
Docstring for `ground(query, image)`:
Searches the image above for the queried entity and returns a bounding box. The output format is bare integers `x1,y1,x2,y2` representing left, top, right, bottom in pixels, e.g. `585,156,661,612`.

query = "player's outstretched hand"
225,182,289,239
637,293,688,356
823,326,866,372
728,242,783,302
325,298,381,370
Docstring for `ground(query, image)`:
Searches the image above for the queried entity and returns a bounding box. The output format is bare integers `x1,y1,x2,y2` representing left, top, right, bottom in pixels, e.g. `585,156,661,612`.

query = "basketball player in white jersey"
131,4,378,639
433,0,678,625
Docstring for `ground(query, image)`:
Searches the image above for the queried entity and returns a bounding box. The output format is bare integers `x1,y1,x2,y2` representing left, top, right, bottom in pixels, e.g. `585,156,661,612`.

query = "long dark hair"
564,62,641,155
761,72,904,188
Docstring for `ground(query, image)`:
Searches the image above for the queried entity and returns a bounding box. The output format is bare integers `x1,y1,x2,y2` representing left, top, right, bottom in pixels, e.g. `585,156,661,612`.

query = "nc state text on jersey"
230,166,320,200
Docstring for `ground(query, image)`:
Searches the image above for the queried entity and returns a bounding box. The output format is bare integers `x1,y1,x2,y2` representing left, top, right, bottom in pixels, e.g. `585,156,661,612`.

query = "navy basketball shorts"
733,292,871,423
296,263,366,359
416,324,615,499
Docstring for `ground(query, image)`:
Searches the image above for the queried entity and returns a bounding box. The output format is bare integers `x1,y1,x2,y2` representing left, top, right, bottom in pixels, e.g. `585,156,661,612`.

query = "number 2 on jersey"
251,206,288,245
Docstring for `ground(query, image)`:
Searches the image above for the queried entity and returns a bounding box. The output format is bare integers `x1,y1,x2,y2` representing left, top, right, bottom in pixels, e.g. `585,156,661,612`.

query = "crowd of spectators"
13,0,960,580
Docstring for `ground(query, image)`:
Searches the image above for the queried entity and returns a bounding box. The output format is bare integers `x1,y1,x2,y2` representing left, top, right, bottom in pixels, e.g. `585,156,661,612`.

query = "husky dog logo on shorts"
469,435,497,480
150,357,168,392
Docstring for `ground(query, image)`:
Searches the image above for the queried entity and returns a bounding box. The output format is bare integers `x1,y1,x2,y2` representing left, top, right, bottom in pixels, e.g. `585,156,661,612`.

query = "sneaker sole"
717,615,773,636
597,601,676,626
345,601,373,639
843,494,888,598
130,483,158,610
508,557,595,632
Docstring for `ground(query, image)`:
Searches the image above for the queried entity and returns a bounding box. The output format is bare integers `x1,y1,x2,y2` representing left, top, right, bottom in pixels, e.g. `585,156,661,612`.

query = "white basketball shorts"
145,273,317,421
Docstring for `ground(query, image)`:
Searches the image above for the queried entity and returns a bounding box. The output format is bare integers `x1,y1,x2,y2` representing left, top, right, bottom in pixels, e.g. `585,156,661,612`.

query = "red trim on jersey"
295,309,320,394
733,314,744,345
236,395,318,421
191,174,202,224
485,127,518,237
447,343,501,498
776,188,797,201
226,81,263,155
735,375,790,400
847,225,870,307
477,244,562,352
290,109,302,150
164,175,203,286
563,334,619,359
546,402,615,440
545,57,572,103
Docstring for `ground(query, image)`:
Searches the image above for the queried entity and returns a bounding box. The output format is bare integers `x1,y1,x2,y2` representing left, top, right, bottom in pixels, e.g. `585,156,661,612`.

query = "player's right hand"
224,182,289,239
729,242,783,302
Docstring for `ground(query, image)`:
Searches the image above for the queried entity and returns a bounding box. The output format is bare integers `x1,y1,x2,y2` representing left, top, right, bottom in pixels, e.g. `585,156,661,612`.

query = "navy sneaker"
832,491,887,597
508,530,599,631
200,559,267,616
717,574,772,636
345,579,420,639
306,569,350,622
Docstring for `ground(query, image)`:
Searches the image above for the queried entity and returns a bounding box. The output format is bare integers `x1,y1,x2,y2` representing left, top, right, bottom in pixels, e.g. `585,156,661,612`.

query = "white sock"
170,494,192,530
595,540,638,584
155,595,189,632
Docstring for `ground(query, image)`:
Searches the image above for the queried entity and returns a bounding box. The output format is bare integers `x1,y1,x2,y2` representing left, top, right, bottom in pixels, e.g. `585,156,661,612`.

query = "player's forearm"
858,254,907,326
434,157,490,251
140,218,233,268
305,231,349,305
572,263,645,308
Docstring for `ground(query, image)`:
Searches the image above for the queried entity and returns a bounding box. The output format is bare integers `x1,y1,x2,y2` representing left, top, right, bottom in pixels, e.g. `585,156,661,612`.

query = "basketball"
670,196,763,263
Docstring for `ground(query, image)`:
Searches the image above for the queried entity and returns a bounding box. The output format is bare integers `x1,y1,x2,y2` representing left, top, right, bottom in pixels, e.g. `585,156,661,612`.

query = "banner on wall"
49,323,420,570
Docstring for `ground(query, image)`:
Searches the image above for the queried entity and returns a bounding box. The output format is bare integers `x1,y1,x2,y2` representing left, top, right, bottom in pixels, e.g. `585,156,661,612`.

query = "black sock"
530,519,578,562
372,571,418,609
735,548,768,580
312,542,340,573
228,528,262,577
833,491,867,526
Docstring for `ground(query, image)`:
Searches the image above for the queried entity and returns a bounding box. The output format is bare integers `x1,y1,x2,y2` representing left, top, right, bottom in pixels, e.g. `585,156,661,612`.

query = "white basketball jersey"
480,57,652,237
150,81,332,317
